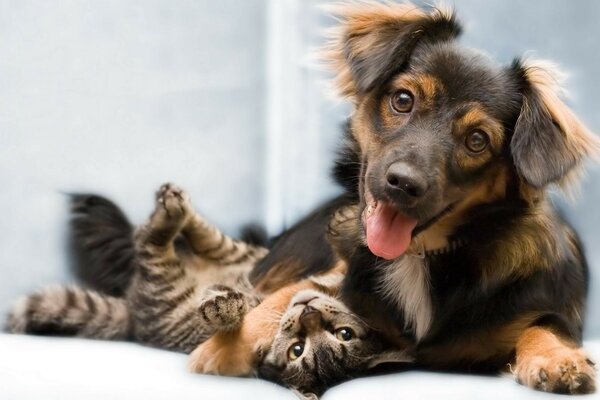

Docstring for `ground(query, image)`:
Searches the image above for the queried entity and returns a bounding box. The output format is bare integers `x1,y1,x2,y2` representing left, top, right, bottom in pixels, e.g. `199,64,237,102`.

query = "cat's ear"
367,349,414,368
291,389,318,400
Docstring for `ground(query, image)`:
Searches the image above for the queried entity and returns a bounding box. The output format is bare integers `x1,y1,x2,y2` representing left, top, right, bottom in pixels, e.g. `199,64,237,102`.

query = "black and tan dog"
64,1,597,395
246,2,599,394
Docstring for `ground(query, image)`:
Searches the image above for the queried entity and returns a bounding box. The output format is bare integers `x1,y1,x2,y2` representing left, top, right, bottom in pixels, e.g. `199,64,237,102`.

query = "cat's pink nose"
299,306,323,332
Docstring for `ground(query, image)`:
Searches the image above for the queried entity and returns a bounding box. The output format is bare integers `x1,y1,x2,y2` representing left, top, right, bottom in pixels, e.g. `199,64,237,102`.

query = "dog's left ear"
510,59,600,188
323,2,461,100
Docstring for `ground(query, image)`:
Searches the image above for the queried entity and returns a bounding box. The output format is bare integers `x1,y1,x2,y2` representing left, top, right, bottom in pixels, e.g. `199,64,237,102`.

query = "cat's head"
257,289,412,398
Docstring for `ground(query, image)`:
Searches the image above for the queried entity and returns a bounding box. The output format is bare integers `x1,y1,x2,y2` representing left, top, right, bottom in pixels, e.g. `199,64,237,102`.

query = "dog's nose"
299,306,323,332
386,162,428,199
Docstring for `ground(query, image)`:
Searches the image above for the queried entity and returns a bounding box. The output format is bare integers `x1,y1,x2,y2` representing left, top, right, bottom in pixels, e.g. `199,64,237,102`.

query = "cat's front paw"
198,286,248,331
155,183,192,222
515,347,596,394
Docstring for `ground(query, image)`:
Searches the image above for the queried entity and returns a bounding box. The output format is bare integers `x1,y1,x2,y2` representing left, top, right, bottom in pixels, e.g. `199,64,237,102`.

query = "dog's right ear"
323,2,461,100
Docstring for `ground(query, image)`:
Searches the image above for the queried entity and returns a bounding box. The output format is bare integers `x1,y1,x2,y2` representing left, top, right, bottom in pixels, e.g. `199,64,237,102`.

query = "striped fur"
6,183,268,354
6,286,129,339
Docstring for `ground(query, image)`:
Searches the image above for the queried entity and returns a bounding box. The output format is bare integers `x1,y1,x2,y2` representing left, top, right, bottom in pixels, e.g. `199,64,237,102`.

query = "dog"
246,1,599,394
66,1,597,395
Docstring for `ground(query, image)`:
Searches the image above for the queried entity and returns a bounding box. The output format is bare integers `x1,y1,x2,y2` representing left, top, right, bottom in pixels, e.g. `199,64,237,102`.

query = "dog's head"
325,2,599,259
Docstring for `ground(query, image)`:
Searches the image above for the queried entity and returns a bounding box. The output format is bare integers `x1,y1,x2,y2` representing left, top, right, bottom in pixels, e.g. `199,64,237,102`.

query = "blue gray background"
1,0,599,337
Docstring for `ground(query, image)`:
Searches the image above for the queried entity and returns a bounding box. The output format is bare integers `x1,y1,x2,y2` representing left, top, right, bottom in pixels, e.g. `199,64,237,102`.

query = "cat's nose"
293,296,318,307
299,306,323,332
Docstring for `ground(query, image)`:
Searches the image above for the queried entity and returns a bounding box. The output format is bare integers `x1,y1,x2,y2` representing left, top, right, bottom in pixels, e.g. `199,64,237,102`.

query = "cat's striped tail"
5,286,130,340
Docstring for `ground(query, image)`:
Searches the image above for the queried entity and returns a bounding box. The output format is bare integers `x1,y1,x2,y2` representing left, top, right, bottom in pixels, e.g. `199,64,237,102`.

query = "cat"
6,183,267,353
6,183,412,397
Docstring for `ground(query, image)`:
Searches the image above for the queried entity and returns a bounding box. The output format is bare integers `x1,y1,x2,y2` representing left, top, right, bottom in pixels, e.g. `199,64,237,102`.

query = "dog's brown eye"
465,130,489,153
288,342,304,360
390,90,414,113
335,327,354,341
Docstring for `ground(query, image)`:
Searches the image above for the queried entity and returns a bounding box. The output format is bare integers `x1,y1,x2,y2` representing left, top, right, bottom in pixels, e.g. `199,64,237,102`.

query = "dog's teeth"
365,201,378,215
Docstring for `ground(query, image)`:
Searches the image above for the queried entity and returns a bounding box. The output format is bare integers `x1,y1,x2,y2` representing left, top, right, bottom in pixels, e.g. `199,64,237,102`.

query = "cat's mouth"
291,291,320,308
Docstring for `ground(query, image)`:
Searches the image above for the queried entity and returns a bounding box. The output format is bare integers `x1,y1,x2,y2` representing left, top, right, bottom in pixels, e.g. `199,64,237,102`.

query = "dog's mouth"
362,192,454,260
363,200,417,260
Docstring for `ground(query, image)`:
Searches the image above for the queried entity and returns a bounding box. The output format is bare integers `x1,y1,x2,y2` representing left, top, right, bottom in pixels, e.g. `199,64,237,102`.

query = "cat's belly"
182,253,255,296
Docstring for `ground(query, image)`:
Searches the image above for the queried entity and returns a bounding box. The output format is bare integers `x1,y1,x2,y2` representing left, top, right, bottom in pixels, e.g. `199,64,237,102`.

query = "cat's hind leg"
181,206,268,266
131,183,211,353
134,183,192,261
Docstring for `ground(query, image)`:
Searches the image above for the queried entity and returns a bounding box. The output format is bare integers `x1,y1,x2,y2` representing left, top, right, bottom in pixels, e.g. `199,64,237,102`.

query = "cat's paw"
198,286,248,331
515,347,596,394
155,183,192,222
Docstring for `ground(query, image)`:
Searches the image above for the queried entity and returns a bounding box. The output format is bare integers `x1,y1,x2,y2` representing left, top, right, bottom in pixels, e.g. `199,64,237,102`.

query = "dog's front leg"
514,325,596,394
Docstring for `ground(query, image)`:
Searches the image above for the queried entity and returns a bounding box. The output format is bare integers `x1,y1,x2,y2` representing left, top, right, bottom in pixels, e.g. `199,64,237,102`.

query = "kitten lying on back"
7,183,267,352
6,183,411,397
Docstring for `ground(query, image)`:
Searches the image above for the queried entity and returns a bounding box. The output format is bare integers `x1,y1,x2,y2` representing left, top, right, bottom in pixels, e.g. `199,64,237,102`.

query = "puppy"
222,2,599,394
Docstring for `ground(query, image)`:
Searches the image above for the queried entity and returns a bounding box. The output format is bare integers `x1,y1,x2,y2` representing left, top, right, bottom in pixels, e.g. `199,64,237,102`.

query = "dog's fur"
222,2,599,394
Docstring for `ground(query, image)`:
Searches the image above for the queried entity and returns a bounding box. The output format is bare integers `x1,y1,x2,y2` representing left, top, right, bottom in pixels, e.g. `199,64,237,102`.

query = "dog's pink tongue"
366,203,418,260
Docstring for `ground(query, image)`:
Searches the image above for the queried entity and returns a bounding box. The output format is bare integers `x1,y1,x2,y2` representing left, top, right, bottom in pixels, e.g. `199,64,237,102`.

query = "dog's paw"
515,347,596,394
155,183,192,222
198,286,248,331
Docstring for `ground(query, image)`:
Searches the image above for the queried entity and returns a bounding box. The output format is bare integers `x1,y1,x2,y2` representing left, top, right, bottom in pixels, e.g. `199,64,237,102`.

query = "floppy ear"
323,1,461,100
510,59,600,188
367,348,414,369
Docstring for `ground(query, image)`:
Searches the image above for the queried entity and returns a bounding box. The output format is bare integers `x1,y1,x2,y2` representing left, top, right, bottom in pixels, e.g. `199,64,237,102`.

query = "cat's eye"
465,130,489,153
390,90,414,113
335,327,354,341
288,342,305,360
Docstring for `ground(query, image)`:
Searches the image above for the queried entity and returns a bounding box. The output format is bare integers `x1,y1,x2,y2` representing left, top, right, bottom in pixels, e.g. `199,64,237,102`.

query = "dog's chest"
379,256,433,341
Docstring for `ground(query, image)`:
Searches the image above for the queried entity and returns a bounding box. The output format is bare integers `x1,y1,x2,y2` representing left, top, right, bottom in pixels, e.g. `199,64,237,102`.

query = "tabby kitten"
257,288,413,398
6,183,268,353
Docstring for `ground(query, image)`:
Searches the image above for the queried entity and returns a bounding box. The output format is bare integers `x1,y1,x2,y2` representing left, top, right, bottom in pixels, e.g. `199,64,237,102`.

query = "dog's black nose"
386,162,428,199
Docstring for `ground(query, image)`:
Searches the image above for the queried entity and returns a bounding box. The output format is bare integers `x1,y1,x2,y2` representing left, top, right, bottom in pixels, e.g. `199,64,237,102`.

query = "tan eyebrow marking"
455,106,504,151
390,73,444,108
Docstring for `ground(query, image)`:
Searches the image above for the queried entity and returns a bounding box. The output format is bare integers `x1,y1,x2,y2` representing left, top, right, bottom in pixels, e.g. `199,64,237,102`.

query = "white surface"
0,333,295,400
324,341,600,399
1,334,599,400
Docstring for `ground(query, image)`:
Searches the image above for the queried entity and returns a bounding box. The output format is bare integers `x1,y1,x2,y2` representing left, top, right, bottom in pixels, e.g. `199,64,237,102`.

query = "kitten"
6,183,267,353
257,288,413,398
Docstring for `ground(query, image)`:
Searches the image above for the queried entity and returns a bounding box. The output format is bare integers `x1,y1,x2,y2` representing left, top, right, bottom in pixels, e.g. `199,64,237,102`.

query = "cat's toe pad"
155,183,192,221
198,289,247,331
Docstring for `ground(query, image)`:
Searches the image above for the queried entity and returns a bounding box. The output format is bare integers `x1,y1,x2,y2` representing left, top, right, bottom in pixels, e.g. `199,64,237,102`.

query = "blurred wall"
1,0,599,337
0,0,267,317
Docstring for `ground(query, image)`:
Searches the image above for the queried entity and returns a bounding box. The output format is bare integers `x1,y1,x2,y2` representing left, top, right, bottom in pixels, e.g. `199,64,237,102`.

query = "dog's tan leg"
514,326,596,394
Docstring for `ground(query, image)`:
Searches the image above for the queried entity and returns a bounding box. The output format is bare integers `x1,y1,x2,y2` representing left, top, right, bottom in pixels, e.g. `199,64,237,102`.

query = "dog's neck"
403,205,470,257
405,236,467,258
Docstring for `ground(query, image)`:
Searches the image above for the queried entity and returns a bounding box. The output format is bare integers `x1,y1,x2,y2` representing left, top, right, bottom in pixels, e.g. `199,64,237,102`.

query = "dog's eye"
465,130,489,153
288,342,305,360
390,90,414,113
335,327,355,341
